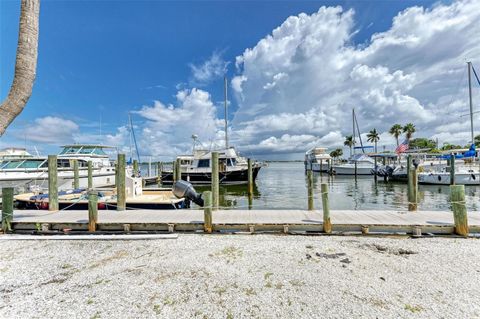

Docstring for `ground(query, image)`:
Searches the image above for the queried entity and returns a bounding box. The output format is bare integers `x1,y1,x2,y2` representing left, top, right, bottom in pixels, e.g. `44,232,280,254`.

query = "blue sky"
2,0,478,160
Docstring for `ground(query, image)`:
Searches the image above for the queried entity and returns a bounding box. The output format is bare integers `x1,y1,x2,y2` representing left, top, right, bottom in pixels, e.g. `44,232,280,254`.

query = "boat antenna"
352,108,356,155
224,76,229,149
129,113,141,163
468,61,474,144
354,111,365,154
191,134,198,153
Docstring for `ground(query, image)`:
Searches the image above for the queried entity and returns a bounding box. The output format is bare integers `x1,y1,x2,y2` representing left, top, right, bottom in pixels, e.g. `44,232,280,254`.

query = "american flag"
395,139,409,154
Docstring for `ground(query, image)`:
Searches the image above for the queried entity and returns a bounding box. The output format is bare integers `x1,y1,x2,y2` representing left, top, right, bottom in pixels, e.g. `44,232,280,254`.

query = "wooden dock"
9,209,480,235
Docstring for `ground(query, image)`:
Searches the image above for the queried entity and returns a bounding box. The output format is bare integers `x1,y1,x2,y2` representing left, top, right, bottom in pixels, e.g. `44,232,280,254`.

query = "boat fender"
472,174,476,180
438,175,441,181
39,201,48,210
97,202,106,210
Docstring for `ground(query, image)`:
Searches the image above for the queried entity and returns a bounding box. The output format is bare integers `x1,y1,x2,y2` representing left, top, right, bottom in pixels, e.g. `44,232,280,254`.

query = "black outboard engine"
172,180,204,206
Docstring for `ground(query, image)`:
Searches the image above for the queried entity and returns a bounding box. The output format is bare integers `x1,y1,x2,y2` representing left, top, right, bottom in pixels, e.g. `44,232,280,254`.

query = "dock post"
133,160,139,177
247,158,253,196
374,157,378,182
383,157,387,182
321,183,331,233
307,170,314,210
203,191,213,233
211,152,219,210
88,190,98,232
450,185,468,236
87,161,93,189
354,160,358,178
408,168,418,211
73,159,79,189
175,158,181,182
450,154,455,185
48,155,58,211
1,188,14,232
407,155,412,180
157,161,163,187
117,154,126,211
320,159,323,175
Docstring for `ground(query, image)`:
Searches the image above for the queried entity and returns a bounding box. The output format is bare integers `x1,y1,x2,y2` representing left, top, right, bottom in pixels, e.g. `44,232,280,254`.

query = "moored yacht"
161,147,262,185
0,144,116,192
331,154,375,175
304,147,331,172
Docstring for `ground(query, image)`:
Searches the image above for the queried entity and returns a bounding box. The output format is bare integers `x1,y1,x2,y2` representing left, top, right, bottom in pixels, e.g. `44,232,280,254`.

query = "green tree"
409,138,436,149
475,135,480,147
389,124,403,147
329,148,343,162
367,128,380,153
344,135,354,157
402,123,416,141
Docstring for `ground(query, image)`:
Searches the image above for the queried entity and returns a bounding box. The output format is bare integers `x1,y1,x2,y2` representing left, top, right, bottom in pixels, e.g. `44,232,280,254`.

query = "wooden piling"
73,159,79,189
117,154,126,211
248,158,253,197
88,190,98,232
307,170,314,210
408,168,418,211
175,158,181,182
320,159,323,175
203,191,213,233
1,187,14,232
450,185,468,236
382,157,387,182
87,161,93,189
321,183,332,233
374,157,378,182
48,155,58,211
211,152,219,210
133,160,139,176
450,154,455,185
354,160,358,178
157,162,163,187
407,155,412,180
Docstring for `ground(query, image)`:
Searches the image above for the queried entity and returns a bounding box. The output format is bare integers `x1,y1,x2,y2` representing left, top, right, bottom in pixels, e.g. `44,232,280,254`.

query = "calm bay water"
190,162,480,211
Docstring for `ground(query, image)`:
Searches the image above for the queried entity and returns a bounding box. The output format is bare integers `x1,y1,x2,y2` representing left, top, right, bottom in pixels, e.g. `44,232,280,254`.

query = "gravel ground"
1,234,479,319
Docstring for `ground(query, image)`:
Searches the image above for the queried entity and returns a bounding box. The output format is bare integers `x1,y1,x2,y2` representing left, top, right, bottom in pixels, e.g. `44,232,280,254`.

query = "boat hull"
332,165,373,175
418,172,480,185
161,166,261,185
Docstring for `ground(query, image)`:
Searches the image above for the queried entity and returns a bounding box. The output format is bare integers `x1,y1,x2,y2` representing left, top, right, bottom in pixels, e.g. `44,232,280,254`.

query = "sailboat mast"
468,61,474,144
224,76,229,149
352,108,356,155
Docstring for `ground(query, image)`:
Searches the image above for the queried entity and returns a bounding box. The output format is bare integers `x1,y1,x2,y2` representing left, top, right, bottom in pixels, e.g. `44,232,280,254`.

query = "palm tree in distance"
344,135,354,157
367,129,380,153
389,124,403,147
403,123,416,141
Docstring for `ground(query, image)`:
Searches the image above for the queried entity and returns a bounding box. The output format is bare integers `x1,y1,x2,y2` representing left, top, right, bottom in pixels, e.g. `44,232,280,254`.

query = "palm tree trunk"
396,137,399,147
375,142,377,153
0,0,40,136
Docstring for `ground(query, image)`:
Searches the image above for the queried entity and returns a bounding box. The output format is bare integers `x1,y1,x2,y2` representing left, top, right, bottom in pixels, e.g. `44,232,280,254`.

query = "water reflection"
158,162,479,211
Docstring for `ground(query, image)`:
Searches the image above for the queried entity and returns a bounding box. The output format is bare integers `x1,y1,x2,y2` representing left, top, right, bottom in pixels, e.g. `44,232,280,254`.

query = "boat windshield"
59,146,107,156
17,159,46,168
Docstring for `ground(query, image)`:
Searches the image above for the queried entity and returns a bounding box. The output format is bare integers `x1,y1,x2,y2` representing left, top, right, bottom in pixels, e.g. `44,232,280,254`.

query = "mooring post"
203,191,213,233
73,159,79,189
383,157,387,182
374,156,378,182
157,162,163,187
407,168,418,211
117,153,126,211
307,170,314,210
321,183,331,233
133,160,139,177
319,159,323,175
450,185,468,236
175,158,181,182
450,154,455,185
88,190,98,232
354,160,358,178
48,155,58,211
87,161,93,189
211,152,219,210
407,155,412,180
1,188,14,232
247,158,253,196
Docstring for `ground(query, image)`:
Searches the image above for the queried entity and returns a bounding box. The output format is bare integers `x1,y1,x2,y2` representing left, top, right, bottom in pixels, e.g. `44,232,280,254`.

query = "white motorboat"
0,144,116,192
418,166,479,185
0,147,33,160
332,154,375,175
304,147,331,172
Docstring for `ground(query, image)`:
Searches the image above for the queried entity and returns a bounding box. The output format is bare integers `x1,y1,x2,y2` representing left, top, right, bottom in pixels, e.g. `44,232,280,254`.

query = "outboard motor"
172,180,204,207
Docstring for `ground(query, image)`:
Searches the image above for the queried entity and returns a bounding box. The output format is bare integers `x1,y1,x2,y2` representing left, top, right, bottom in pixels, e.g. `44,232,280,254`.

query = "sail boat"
418,61,480,185
332,109,375,175
160,77,263,185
